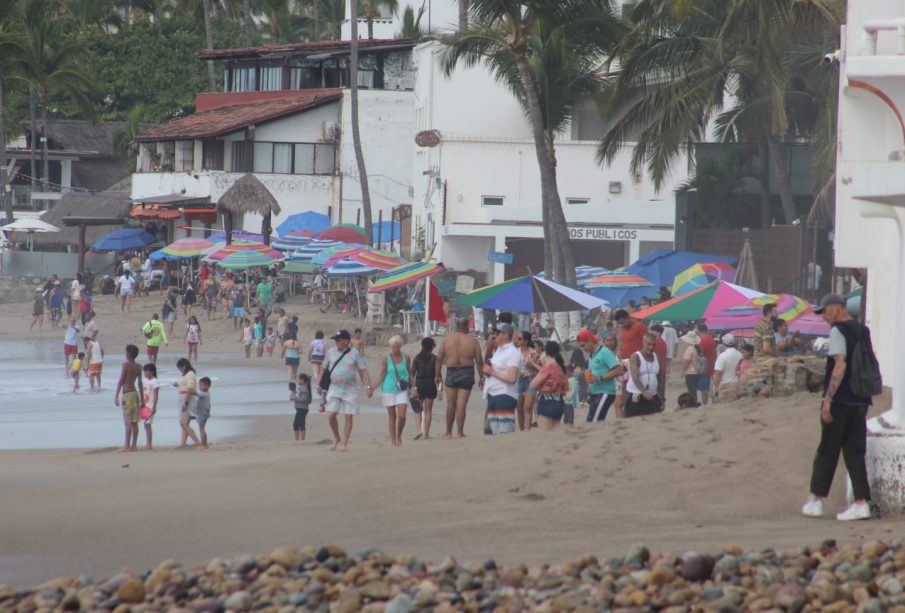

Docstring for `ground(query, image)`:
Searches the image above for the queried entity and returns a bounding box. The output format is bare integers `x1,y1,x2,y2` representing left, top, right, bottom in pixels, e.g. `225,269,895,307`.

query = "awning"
184,207,217,223
133,194,211,206
131,204,181,220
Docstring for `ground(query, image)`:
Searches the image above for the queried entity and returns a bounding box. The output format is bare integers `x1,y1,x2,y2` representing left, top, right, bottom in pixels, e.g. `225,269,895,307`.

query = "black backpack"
843,322,883,398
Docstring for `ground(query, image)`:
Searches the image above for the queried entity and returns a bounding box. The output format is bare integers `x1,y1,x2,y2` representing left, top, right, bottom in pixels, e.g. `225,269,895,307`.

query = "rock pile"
719,355,825,402
3,540,905,612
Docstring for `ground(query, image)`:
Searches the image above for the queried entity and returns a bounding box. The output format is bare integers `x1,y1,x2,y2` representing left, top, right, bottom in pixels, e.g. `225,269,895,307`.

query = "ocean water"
0,339,384,450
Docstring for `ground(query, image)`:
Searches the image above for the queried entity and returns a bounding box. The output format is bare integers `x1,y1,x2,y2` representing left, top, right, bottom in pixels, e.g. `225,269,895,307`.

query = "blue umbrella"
272,235,314,251
624,249,736,290
276,211,331,237
286,239,350,261
325,260,380,277
453,276,607,312
537,265,610,287
371,220,401,244
91,228,158,251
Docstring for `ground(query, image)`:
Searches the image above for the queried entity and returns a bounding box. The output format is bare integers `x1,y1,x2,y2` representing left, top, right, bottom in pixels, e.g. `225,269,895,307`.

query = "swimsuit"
445,366,475,390
122,390,141,423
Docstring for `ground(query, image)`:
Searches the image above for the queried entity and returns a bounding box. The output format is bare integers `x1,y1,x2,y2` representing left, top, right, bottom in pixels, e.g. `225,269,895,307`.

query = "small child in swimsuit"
264,327,277,357
71,352,85,393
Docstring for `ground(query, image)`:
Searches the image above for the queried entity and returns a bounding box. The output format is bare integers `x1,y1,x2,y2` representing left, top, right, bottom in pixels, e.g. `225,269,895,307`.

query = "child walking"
71,352,85,393
240,318,253,358
141,363,159,449
290,373,312,441
254,316,265,358
185,315,202,362
195,377,212,448
264,327,277,357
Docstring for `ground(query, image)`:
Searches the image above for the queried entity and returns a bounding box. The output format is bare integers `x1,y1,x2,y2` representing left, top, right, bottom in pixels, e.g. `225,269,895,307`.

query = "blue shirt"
64,323,81,346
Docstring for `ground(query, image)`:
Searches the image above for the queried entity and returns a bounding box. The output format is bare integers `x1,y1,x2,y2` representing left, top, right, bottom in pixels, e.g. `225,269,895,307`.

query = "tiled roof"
197,38,415,60
134,90,342,142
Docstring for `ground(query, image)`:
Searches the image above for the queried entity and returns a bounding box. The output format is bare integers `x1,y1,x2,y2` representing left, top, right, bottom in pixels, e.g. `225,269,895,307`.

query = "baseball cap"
721,333,735,346
332,329,352,341
576,328,601,343
813,293,846,314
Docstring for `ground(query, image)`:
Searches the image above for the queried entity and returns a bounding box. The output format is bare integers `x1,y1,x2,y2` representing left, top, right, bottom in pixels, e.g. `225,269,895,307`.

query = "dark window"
202,140,224,170
231,141,253,172
243,141,337,175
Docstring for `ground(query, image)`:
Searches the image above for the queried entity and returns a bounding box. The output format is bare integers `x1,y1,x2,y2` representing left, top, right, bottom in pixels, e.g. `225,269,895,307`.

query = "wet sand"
1,292,902,587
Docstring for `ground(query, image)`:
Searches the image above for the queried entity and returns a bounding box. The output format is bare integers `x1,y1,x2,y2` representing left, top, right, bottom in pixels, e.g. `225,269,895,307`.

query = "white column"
492,234,506,284
60,160,72,192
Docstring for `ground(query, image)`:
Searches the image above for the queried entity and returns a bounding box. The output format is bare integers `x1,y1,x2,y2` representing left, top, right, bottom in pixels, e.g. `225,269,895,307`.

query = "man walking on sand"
323,329,372,451
141,313,168,364
114,344,144,452
578,328,622,422
435,317,483,437
802,294,876,521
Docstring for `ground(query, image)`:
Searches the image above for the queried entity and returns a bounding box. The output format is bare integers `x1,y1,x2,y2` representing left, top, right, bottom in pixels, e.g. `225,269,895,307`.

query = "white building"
835,2,905,513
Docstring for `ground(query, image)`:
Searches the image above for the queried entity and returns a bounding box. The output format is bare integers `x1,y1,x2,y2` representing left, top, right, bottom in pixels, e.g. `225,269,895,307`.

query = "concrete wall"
0,252,117,288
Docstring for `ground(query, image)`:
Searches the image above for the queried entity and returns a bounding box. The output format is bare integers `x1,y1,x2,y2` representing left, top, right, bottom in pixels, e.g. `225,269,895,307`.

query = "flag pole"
526,267,561,343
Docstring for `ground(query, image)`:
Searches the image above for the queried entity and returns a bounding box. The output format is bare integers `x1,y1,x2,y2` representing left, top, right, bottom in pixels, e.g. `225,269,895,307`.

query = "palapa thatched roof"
216,173,281,216
39,178,133,248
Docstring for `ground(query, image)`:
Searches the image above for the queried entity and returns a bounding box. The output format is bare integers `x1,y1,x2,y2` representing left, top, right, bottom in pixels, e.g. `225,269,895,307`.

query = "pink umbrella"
706,293,830,335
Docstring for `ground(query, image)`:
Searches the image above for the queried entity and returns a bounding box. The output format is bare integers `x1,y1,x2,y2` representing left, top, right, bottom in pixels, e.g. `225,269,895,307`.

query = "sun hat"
721,333,736,346
813,293,846,314
680,330,701,345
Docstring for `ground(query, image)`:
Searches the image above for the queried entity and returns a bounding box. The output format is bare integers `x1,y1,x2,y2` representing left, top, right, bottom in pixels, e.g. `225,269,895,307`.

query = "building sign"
455,275,475,293
569,228,640,241
487,250,514,264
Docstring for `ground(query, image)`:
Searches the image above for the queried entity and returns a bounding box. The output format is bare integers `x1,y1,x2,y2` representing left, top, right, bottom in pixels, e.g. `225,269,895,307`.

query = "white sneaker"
836,502,871,521
802,498,824,517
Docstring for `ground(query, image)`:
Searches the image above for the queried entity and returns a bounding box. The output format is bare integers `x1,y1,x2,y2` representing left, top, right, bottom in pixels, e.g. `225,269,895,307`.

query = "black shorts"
536,395,565,421
293,408,309,431
415,378,438,400
624,394,662,418
587,393,615,422
445,366,475,390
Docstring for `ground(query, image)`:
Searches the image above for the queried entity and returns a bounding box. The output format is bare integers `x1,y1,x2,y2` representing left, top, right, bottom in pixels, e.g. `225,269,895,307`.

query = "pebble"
223,590,251,611
116,578,146,603
384,593,414,613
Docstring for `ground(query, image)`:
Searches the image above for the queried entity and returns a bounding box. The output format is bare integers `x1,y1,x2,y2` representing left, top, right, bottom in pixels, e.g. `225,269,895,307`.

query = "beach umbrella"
316,246,364,267
272,234,314,251
536,265,610,287
706,293,829,335
149,237,215,261
631,280,763,322
371,220,401,244
369,261,445,293
585,271,654,290
286,239,351,261
216,173,281,245
276,211,331,237
214,249,282,270
1,217,61,250
353,249,406,271
735,239,759,291
91,228,158,251
624,248,737,289
453,276,608,312
325,260,380,277
205,241,283,262
208,229,273,243
670,262,737,296
318,223,368,244
282,260,319,274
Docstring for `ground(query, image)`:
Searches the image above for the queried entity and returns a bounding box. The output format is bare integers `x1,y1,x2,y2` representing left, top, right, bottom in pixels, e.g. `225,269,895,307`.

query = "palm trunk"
542,194,552,281
349,0,373,246
29,86,37,191
41,101,49,199
512,48,575,288
366,1,374,39
768,135,798,225
202,0,216,91
0,76,12,223
313,0,320,40
757,138,771,229
458,0,468,32
242,0,253,46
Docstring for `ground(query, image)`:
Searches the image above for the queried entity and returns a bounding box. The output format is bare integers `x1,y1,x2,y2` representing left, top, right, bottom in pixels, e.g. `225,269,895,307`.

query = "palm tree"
442,0,625,286
349,0,373,245
598,0,839,226
242,0,253,45
0,0,26,223
361,0,397,40
398,2,426,40
20,0,98,192
458,0,468,32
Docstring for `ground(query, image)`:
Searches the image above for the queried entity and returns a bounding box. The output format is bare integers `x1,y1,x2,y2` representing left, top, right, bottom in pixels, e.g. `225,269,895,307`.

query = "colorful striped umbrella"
369,261,445,293
318,223,368,244
272,234,314,251
149,237,215,261
353,249,406,271
585,271,654,289
314,246,362,267
205,241,283,262
536,265,611,287
631,281,763,322
282,239,350,261
208,229,274,243
453,276,607,312
325,260,381,277
671,262,737,296
706,293,829,335
214,250,282,270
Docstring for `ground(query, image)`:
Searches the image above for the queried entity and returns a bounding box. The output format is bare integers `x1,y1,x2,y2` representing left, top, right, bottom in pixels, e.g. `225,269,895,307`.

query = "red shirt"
654,337,668,375
619,320,648,359
699,334,717,376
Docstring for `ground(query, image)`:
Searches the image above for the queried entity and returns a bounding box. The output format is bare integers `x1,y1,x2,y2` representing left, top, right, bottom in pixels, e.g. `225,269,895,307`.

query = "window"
482,196,504,206
202,140,224,170
231,141,253,172
259,65,283,91
290,66,319,89
175,141,194,171
567,197,589,205
231,65,256,92
242,141,338,175
273,143,292,173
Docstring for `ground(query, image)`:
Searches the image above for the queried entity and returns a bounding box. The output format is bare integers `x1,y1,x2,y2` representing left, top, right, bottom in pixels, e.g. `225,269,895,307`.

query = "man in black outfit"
802,293,874,521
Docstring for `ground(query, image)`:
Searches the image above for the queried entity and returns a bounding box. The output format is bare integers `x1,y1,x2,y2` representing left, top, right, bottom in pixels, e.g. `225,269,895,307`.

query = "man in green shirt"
141,313,169,364
578,328,623,422
256,277,274,314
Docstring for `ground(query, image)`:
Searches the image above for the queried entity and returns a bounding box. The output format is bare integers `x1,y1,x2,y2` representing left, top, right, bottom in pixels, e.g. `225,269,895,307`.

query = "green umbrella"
282,260,318,274
631,281,763,321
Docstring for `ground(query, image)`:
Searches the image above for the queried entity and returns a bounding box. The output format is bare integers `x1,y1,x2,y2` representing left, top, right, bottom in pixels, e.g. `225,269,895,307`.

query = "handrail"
863,18,905,55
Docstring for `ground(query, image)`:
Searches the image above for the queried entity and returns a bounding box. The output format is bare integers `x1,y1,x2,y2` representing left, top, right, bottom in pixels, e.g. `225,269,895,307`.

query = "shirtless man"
435,317,483,437
114,344,144,452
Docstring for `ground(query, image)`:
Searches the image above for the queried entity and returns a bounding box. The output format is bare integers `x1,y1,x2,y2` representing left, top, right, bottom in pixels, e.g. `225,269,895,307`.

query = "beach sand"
0,291,901,587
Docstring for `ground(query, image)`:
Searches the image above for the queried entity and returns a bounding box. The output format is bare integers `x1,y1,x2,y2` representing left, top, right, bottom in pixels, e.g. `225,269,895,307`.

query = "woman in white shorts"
374,335,411,447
